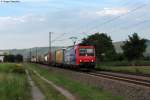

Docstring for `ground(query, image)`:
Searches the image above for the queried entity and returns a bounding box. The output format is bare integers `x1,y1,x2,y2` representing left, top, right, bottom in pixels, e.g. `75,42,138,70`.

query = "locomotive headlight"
91,60,94,62
80,60,82,62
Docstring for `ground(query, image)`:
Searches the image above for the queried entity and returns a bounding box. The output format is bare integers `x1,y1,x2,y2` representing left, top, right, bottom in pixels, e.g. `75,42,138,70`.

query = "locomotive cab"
76,46,96,69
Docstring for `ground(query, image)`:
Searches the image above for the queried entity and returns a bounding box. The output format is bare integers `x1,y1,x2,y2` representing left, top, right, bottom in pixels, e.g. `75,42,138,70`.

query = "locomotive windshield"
79,48,94,56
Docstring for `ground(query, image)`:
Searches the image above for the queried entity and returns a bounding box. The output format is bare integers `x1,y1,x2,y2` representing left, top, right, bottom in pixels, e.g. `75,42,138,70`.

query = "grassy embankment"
97,61,150,75
29,69,67,100
26,63,123,100
0,63,31,100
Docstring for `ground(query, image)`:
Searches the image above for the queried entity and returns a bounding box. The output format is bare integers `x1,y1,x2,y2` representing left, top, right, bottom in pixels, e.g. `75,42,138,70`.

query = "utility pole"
49,32,52,65
69,37,78,46
36,47,38,63
30,48,32,62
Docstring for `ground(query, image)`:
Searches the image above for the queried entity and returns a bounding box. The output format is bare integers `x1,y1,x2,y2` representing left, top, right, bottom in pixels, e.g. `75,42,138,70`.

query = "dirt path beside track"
26,70,45,100
32,69,76,100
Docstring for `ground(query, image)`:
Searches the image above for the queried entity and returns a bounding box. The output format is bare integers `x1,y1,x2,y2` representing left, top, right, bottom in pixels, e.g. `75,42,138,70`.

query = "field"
29,69,67,100
97,63,150,75
0,63,31,100
1,63,149,100
26,63,123,100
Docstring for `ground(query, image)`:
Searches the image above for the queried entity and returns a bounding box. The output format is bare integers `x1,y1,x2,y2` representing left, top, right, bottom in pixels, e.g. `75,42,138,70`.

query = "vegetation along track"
36,64,150,88
87,71,150,88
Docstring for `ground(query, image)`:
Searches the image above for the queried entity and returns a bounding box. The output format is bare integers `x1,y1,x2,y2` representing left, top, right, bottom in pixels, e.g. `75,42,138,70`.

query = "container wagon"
55,49,65,66
50,50,56,66
46,45,96,69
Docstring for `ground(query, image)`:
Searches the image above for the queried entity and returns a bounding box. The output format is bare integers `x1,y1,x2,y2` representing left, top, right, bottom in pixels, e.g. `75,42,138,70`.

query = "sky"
0,0,150,49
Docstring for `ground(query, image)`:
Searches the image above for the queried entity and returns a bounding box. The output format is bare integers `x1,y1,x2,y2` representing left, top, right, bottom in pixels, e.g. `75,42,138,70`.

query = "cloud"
0,14,46,30
0,16,25,24
0,14,45,23
96,8,130,16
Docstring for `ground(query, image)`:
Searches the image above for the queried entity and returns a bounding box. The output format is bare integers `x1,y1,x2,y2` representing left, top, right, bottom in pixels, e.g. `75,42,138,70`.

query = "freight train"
32,45,96,69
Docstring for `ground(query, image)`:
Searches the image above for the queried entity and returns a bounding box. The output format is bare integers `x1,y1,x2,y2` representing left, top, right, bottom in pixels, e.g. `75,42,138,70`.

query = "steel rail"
88,72,150,87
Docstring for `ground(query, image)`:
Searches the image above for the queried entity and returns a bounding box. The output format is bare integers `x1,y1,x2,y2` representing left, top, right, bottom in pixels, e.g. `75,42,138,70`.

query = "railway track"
37,64,150,88
88,71,150,87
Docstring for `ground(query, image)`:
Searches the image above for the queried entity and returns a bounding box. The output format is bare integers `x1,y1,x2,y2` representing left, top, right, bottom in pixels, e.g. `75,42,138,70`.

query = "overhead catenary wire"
50,1,142,44
50,0,149,45
87,3,149,33
74,0,143,34
51,33,67,43
76,1,150,43
108,18,150,33
68,0,144,37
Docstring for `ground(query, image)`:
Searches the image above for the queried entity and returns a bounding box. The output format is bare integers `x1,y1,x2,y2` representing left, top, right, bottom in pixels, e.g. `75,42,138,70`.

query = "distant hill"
113,40,150,57
0,40,150,60
0,47,62,60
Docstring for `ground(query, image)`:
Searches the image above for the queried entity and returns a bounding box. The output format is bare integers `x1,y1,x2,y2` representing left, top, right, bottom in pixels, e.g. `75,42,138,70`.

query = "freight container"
50,50,56,65
55,49,65,66
64,47,71,65
64,46,76,65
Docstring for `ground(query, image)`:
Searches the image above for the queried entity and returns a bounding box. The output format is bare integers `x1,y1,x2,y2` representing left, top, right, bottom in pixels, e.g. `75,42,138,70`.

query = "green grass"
26,63,123,100
0,63,17,72
96,61,150,74
30,70,67,100
0,63,31,100
97,66,150,75
96,60,150,67
0,63,25,73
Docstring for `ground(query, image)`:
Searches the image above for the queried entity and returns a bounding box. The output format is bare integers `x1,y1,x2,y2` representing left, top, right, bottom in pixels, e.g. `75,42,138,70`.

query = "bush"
4,54,23,63
135,68,142,74
12,64,25,74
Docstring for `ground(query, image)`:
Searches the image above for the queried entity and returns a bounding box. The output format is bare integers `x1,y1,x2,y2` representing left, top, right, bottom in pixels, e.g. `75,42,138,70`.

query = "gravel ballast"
45,66,150,100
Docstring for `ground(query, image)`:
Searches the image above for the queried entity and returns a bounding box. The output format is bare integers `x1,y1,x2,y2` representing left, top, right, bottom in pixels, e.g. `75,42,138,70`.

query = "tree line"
4,54,23,62
80,33,147,63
